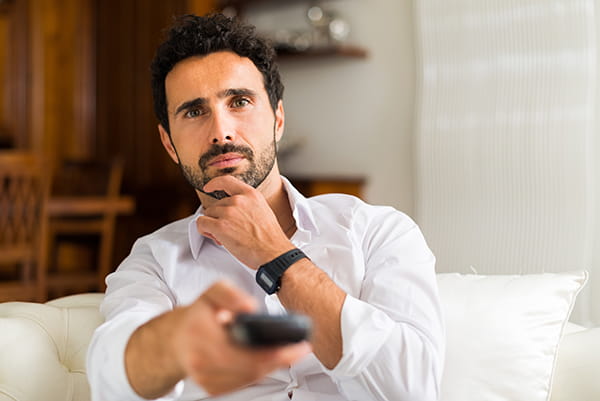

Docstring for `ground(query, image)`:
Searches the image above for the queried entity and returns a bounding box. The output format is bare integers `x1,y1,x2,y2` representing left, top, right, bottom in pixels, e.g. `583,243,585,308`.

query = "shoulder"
304,193,430,260
307,193,416,232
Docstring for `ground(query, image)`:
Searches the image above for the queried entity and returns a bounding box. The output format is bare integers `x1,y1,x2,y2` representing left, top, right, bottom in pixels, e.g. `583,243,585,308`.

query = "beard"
180,134,277,200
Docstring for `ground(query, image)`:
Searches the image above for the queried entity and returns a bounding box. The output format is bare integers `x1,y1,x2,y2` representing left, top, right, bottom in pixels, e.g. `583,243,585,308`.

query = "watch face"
258,270,275,288
257,270,277,293
256,249,307,294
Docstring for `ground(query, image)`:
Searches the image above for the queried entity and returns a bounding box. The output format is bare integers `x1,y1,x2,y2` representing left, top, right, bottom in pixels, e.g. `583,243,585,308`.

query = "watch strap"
256,248,308,294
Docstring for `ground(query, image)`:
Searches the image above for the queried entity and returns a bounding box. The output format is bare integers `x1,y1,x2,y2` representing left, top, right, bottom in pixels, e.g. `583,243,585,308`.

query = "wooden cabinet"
289,176,365,199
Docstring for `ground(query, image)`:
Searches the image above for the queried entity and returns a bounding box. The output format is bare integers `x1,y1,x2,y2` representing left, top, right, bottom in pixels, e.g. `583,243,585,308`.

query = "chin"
216,167,238,175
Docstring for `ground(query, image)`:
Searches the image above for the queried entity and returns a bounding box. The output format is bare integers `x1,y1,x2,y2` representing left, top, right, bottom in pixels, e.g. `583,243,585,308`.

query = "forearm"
125,308,186,399
278,258,346,369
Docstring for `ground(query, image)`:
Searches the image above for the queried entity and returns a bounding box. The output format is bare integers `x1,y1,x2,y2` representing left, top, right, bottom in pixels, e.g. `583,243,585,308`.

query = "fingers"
182,281,313,396
268,341,312,366
195,217,222,245
203,175,253,197
199,342,312,395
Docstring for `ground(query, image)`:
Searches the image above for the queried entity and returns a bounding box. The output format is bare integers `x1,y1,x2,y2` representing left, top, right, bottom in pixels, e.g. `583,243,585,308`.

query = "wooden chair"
0,152,50,302
46,157,125,297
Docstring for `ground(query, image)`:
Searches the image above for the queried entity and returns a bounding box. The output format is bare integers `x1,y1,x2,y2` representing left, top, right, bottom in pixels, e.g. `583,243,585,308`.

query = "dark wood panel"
187,0,216,16
27,0,96,160
0,0,29,149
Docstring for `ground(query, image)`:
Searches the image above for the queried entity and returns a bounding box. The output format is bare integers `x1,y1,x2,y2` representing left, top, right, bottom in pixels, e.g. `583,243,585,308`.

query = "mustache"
199,143,254,170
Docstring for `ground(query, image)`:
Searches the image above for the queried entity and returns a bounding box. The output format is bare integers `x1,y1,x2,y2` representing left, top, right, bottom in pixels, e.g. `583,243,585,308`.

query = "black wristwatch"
256,248,308,294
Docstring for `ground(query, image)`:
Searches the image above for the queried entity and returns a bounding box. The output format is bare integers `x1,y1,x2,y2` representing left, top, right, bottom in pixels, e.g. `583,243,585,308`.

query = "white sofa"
0,276,599,401
0,293,103,401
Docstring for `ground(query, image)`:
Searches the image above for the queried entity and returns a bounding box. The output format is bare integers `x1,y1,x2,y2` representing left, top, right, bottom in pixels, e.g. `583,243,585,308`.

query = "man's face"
159,51,284,199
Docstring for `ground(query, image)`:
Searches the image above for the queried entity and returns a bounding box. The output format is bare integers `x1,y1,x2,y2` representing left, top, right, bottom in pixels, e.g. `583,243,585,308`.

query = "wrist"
256,248,309,294
164,308,189,381
252,242,296,270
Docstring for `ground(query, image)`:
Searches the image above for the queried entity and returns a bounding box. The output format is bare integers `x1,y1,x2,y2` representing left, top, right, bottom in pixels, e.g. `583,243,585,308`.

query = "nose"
209,109,235,144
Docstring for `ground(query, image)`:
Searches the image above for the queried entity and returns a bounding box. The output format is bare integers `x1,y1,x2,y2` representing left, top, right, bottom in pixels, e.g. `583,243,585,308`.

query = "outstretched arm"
124,280,311,399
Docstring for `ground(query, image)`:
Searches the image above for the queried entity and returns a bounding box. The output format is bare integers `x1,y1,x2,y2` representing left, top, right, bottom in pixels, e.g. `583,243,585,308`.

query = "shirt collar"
188,175,320,260
188,205,206,260
281,176,320,241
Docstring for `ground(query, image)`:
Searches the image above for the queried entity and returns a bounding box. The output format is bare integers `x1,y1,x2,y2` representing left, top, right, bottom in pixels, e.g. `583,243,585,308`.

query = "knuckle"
229,195,245,207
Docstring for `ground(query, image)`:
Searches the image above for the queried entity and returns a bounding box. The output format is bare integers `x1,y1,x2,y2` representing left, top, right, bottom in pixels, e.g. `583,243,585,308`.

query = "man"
87,13,444,401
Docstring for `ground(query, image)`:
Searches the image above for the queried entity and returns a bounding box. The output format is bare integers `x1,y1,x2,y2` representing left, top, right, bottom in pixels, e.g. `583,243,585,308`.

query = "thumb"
202,280,257,315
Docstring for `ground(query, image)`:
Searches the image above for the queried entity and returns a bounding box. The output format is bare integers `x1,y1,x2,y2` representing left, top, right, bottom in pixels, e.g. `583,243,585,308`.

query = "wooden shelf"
217,0,368,61
275,44,368,59
218,0,330,9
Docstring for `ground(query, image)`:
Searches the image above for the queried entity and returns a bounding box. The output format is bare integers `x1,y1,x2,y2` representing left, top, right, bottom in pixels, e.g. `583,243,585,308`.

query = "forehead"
165,51,266,105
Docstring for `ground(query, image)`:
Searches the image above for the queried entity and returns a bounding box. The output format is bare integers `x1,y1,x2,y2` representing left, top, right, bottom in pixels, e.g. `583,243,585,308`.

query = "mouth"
207,153,246,169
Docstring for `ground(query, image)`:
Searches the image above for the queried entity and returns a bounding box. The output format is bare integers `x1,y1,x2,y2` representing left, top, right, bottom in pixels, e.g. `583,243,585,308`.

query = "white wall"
413,0,599,326
246,0,417,216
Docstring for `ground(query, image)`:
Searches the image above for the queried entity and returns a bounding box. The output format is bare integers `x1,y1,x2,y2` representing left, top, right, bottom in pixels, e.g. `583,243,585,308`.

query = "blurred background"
2,0,600,327
0,0,414,301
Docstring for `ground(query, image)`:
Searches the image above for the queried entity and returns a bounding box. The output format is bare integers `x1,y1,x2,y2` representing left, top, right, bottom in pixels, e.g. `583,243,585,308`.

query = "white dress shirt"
87,177,444,401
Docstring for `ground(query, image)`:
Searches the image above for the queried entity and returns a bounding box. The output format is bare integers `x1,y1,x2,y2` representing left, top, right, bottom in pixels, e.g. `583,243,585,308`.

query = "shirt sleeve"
86,238,188,401
324,206,445,401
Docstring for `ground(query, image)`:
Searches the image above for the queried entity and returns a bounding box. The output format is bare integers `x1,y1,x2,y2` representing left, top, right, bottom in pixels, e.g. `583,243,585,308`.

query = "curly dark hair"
151,13,284,134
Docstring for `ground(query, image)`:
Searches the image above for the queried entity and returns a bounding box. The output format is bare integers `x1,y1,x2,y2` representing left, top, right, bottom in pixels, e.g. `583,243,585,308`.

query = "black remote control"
229,313,312,347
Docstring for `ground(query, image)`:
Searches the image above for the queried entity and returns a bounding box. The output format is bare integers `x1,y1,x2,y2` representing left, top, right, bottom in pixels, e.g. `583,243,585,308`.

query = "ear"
158,124,180,164
274,100,285,143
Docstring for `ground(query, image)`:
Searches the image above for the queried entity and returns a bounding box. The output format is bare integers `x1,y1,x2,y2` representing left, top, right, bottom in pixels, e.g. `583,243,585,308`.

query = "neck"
263,170,296,236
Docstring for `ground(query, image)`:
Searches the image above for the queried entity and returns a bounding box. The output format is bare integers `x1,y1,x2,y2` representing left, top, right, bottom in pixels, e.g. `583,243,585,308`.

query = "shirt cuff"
88,313,185,401
327,294,395,378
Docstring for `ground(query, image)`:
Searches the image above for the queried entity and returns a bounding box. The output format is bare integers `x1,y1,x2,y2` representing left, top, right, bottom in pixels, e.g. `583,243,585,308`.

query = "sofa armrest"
551,325,600,401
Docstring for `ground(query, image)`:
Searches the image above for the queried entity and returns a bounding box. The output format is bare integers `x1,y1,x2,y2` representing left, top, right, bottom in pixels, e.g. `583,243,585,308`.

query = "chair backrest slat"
0,151,50,301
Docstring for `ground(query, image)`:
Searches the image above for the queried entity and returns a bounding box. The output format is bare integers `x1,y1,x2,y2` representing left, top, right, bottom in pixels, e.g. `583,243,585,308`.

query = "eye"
232,97,250,108
184,108,202,118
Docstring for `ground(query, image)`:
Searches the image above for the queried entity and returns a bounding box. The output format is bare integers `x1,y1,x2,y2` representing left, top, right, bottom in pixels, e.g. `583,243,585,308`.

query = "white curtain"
413,0,599,326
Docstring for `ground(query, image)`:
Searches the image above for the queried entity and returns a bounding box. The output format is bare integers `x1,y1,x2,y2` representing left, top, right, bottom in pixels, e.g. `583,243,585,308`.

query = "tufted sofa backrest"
0,293,104,401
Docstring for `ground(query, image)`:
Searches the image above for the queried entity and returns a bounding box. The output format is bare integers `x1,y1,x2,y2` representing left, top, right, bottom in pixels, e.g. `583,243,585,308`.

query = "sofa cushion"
0,293,104,401
437,271,587,401
550,325,600,401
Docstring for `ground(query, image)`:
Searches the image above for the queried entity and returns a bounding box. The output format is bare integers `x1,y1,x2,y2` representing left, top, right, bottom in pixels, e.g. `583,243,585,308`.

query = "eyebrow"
173,88,258,117
223,88,257,98
174,98,206,117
